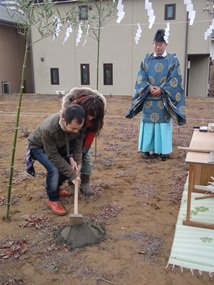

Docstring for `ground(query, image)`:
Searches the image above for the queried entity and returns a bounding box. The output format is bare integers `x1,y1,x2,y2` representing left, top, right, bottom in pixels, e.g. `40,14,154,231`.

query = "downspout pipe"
183,12,189,96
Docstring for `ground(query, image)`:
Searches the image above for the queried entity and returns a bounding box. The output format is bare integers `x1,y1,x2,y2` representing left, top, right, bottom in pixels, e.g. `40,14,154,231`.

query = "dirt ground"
0,94,214,285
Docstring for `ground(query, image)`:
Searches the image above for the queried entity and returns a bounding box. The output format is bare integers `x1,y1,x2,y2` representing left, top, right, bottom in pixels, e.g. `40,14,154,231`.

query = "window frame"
80,64,90,85
103,63,113,85
164,4,176,20
79,5,88,21
1,81,10,94
50,68,60,85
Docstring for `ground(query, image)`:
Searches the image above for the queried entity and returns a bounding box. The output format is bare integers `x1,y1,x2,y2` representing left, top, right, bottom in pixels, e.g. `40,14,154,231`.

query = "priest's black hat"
153,29,166,43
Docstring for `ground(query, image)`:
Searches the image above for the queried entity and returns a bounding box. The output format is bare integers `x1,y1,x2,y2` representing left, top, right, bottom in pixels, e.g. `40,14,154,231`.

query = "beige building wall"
210,62,214,97
0,24,33,95
187,0,211,54
188,55,210,97
0,25,23,94
185,1,212,98
211,38,214,96
31,0,212,97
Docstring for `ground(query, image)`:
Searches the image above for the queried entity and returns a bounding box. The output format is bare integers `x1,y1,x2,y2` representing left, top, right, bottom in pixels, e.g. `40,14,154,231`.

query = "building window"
1,81,10,94
103,64,113,85
80,64,90,85
50,68,59,85
79,5,88,21
165,4,176,20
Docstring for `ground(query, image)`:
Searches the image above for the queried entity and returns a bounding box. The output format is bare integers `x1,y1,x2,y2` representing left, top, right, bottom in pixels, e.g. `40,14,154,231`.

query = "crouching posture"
26,104,85,216
61,87,106,196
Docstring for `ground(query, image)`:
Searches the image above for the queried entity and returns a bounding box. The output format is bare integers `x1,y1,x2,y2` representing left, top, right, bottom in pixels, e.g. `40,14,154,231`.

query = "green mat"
167,178,214,275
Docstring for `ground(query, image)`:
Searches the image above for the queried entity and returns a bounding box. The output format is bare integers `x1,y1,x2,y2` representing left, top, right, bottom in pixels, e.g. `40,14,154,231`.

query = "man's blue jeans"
31,147,67,201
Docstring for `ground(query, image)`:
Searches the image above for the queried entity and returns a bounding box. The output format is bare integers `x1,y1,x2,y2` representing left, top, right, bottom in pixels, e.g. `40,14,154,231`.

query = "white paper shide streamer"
83,24,90,47
145,0,155,29
116,0,125,24
164,23,170,44
76,24,83,46
204,19,214,40
63,24,73,44
184,0,196,26
135,23,142,44
52,16,62,40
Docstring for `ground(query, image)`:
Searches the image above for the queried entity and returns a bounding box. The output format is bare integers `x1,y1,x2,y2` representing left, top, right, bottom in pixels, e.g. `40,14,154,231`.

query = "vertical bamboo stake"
6,35,30,220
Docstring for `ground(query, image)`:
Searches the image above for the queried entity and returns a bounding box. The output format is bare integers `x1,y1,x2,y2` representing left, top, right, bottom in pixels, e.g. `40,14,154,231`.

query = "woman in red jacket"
61,87,106,195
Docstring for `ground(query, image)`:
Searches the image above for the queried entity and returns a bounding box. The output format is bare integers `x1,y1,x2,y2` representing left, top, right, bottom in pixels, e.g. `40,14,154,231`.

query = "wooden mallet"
69,182,83,225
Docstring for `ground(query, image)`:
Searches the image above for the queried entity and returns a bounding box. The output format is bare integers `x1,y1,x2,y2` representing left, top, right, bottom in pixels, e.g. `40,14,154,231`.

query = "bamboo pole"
6,35,30,220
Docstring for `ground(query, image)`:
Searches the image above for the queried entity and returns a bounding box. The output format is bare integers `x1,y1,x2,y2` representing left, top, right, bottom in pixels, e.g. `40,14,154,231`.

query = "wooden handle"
73,183,79,215
178,146,214,153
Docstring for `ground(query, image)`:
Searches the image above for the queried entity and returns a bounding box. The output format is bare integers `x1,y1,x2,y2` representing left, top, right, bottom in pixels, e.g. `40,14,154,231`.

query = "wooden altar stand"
180,129,214,230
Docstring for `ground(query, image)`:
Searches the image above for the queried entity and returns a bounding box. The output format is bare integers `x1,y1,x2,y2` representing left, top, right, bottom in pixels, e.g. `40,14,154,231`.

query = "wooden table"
184,129,214,229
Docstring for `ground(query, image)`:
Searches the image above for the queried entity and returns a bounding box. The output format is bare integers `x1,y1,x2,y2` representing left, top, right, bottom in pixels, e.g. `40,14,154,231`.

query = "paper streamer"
164,22,170,43
116,0,125,24
83,24,90,47
184,0,196,26
63,24,73,44
135,23,142,44
76,24,83,46
145,0,156,29
52,16,62,40
204,19,214,40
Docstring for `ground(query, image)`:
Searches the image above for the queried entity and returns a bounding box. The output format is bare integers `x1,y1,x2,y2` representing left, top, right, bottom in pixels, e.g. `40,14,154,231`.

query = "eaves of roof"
0,1,77,27
52,0,79,3
33,0,78,3
0,4,26,26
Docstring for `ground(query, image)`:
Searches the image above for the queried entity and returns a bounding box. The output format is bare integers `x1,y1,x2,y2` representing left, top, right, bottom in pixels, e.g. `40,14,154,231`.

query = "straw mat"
167,178,214,275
